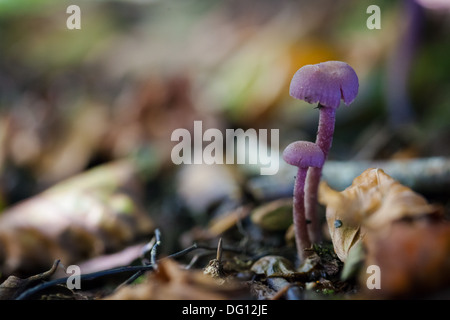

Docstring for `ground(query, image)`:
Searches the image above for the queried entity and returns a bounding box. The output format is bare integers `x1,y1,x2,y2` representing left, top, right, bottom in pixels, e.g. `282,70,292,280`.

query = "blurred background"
0,0,450,278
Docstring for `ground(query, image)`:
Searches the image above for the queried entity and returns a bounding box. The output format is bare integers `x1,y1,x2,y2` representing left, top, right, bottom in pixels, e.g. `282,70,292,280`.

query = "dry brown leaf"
104,259,247,300
0,160,154,277
319,168,442,262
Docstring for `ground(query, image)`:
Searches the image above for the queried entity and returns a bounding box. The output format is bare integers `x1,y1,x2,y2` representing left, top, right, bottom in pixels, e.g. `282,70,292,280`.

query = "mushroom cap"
282,141,325,168
289,61,359,109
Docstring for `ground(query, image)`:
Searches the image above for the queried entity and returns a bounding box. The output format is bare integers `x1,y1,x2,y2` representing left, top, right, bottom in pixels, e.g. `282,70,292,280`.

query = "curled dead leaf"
319,168,442,262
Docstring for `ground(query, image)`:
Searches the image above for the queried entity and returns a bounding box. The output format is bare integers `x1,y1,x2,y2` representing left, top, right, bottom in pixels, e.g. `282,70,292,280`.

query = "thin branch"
15,264,155,300
15,240,240,300
116,229,162,290
150,228,162,267
168,243,199,259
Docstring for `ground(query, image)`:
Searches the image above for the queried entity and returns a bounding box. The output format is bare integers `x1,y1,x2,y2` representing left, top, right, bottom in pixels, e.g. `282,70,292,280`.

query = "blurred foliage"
0,0,448,198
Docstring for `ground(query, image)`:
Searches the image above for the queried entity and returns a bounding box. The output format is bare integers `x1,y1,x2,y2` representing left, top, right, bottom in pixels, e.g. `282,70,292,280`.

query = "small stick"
185,254,201,270
26,260,61,282
139,237,156,265
16,264,155,300
168,243,199,259
16,241,227,300
150,229,162,267
117,229,161,289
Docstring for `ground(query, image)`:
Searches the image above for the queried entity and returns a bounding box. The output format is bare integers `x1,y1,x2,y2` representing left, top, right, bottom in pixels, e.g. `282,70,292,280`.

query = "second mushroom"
282,141,325,261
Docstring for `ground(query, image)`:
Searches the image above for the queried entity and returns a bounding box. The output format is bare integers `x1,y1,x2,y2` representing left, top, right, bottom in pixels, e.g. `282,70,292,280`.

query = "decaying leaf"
319,168,442,262
0,160,154,277
104,259,247,300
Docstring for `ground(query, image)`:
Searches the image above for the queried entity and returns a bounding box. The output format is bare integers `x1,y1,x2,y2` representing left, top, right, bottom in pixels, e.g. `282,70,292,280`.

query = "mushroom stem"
305,105,336,243
316,105,336,158
293,167,311,261
305,167,322,243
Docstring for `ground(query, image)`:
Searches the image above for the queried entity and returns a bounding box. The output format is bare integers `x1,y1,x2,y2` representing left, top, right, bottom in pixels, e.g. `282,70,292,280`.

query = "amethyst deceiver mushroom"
289,61,359,243
282,141,325,261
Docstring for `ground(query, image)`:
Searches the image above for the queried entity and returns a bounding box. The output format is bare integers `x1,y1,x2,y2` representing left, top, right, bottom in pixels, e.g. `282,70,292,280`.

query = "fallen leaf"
319,168,442,262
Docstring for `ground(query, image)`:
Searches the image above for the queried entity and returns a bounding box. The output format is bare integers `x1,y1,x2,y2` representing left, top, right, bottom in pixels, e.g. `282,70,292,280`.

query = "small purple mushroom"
289,61,359,243
283,141,325,261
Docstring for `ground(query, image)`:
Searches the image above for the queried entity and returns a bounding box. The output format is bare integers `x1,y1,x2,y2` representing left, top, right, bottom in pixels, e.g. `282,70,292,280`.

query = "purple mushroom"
283,141,325,261
289,61,359,243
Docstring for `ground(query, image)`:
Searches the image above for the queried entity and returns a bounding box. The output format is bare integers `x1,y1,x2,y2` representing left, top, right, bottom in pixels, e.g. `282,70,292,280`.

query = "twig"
26,260,61,282
185,254,201,270
114,236,157,290
15,264,155,300
139,237,156,265
16,240,239,300
116,228,162,290
168,243,199,259
150,228,162,267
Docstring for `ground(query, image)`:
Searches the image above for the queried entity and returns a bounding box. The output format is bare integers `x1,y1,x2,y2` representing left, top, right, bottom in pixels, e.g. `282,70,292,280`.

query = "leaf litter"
1,164,449,300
